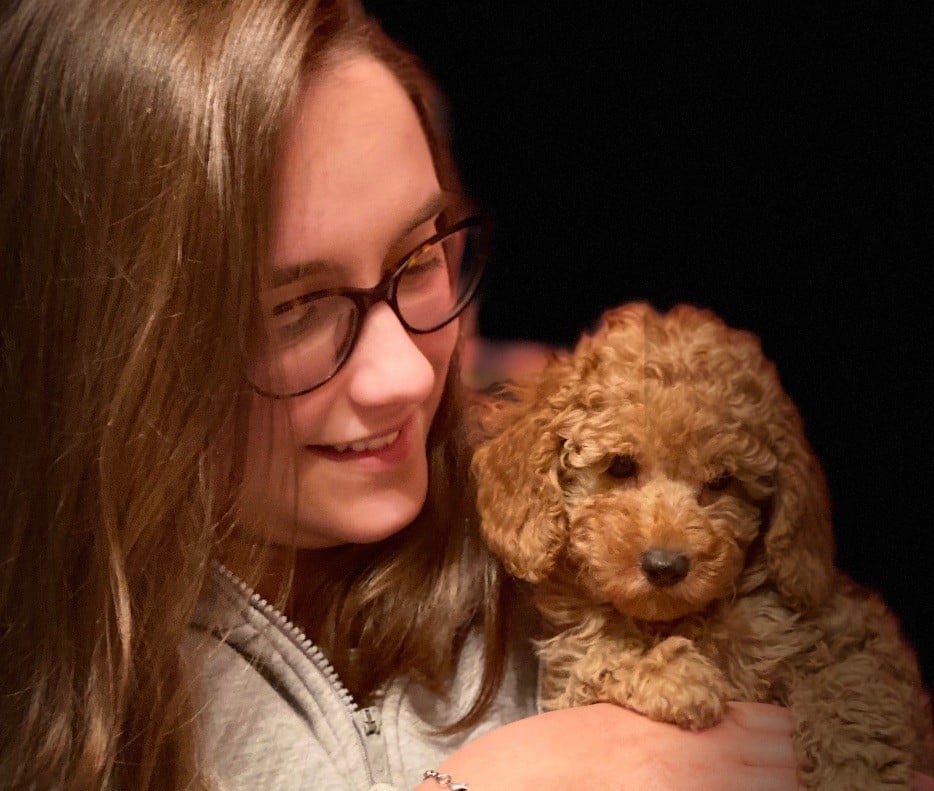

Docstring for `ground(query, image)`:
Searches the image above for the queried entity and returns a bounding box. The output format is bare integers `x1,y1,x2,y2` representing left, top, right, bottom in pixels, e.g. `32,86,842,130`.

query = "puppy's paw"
624,636,730,730
625,674,727,730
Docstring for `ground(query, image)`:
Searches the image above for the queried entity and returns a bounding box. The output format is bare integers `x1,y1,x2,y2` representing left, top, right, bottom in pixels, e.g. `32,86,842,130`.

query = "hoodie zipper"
212,562,391,785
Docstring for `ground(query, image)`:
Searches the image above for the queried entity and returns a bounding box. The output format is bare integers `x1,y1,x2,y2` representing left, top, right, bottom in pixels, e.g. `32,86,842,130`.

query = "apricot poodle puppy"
472,302,933,790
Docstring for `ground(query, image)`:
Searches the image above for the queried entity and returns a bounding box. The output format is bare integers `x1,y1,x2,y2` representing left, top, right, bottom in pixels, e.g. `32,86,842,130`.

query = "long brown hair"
0,0,507,788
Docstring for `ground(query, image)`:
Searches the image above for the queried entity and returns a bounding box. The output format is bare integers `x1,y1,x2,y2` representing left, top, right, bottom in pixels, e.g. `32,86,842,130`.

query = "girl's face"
240,53,458,549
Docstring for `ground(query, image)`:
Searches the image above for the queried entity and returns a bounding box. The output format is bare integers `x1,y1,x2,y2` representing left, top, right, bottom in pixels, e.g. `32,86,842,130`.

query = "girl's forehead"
268,53,441,276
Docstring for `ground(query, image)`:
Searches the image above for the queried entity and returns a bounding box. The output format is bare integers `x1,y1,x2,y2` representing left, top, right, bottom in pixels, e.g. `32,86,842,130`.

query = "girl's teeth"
331,430,399,453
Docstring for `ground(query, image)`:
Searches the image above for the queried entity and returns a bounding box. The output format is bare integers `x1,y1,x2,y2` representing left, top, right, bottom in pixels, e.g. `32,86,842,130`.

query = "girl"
4,1,918,789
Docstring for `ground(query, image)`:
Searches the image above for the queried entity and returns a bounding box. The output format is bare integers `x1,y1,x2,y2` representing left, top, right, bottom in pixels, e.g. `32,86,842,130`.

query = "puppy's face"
549,308,784,622
558,376,777,622
475,303,834,618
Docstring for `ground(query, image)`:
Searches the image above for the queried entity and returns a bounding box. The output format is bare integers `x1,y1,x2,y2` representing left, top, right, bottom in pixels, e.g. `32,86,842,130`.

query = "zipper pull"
356,705,380,736
352,706,391,783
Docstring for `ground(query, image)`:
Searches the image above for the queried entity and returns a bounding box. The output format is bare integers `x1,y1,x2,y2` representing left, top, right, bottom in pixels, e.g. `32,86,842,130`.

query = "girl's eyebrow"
400,190,448,237
268,191,449,289
267,259,339,289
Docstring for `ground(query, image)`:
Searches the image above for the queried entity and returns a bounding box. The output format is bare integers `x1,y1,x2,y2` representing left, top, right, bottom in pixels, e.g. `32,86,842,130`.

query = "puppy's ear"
764,401,835,611
471,364,574,583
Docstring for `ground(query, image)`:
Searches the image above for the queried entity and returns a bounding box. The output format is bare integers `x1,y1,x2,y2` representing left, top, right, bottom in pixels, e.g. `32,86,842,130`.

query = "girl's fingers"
737,734,798,769
727,701,795,733
717,703,797,769
728,767,805,791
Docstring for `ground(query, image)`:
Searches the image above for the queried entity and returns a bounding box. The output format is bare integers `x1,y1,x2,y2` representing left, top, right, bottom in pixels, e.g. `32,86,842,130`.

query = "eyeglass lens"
250,221,485,397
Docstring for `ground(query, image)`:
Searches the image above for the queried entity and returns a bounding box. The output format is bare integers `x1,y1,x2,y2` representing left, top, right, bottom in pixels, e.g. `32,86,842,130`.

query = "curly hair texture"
473,302,934,789
0,1,506,787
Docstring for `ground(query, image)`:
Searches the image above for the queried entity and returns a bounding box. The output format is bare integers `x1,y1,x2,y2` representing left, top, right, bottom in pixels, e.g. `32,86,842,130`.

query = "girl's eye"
280,311,315,340
275,300,325,344
606,454,638,479
705,471,733,491
404,247,447,280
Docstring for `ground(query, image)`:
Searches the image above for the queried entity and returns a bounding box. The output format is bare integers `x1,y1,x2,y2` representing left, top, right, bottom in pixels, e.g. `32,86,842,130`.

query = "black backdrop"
362,2,933,689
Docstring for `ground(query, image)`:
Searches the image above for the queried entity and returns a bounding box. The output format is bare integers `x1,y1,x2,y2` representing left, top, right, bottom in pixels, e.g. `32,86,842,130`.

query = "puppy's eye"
705,471,733,491
606,454,638,479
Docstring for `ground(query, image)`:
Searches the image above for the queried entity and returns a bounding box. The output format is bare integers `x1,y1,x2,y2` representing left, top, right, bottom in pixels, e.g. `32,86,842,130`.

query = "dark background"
363,2,933,690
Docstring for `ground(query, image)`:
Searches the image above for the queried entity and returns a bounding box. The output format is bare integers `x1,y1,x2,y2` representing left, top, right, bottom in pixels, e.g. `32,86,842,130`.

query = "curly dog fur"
472,302,934,789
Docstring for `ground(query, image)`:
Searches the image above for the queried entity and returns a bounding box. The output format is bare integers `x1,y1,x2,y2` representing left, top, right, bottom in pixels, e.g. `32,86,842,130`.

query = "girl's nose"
344,302,436,409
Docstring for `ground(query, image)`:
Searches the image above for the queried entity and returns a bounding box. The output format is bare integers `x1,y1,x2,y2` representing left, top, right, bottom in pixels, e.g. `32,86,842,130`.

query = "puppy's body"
473,303,933,790
536,569,931,787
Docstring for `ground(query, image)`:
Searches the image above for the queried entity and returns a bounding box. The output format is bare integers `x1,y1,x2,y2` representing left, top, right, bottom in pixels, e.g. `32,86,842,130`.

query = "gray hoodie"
186,564,538,790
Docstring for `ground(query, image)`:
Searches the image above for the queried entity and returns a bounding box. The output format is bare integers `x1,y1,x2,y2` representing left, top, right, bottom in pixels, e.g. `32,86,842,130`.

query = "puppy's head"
472,302,835,618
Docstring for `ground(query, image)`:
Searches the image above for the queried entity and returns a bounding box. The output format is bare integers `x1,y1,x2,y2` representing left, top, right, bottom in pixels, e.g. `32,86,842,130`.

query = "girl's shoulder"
185,564,539,789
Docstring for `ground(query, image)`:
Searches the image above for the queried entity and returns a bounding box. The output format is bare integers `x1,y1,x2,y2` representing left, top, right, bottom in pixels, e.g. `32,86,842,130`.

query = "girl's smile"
307,417,412,466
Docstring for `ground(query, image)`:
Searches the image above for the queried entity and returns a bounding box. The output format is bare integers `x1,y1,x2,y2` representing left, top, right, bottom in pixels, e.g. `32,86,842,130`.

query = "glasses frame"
250,215,490,399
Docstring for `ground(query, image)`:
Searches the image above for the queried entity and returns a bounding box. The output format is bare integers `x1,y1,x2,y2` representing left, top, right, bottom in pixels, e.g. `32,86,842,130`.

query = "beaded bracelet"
422,768,470,791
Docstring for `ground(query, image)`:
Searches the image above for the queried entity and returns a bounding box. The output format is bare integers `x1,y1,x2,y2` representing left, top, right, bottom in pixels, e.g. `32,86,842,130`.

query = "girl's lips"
307,419,413,466
329,429,400,453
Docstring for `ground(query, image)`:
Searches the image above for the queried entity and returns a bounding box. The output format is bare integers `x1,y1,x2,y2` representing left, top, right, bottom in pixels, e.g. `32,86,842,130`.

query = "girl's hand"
419,701,802,791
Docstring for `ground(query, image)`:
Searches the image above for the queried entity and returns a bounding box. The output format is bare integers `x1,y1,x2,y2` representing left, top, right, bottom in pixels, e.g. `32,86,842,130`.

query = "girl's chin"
239,446,430,549
281,490,426,549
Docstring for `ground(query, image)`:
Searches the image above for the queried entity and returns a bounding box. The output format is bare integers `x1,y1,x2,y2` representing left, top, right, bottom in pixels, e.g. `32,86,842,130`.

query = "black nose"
641,548,690,587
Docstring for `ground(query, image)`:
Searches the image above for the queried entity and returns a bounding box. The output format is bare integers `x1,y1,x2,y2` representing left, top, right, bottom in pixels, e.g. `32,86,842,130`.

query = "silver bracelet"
422,768,470,791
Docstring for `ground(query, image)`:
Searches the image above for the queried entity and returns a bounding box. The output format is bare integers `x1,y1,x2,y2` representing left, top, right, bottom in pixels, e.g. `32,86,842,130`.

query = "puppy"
472,302,933,789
